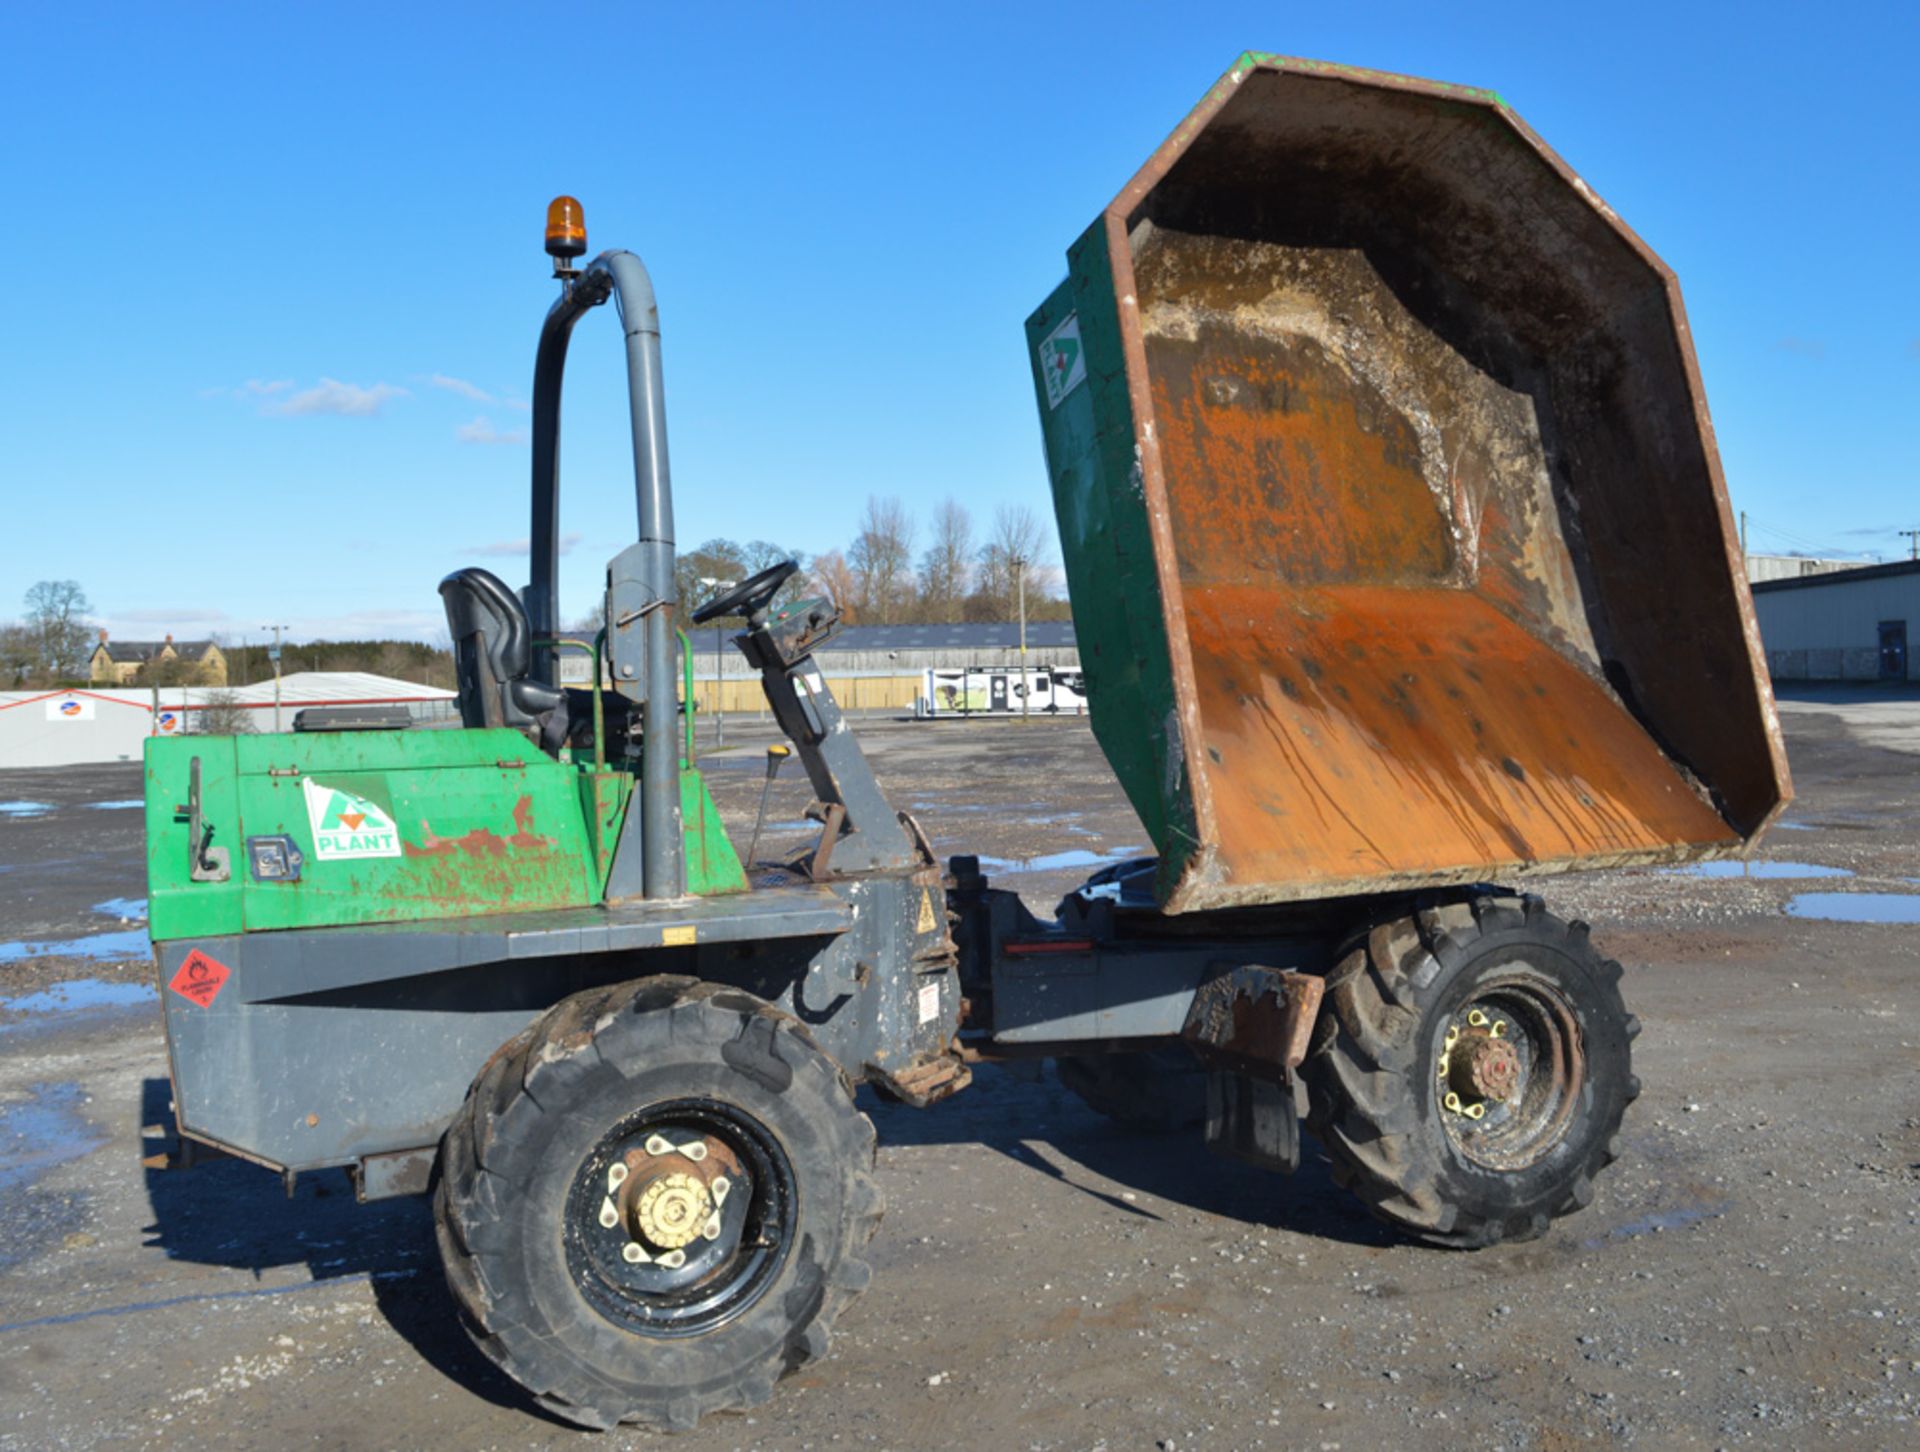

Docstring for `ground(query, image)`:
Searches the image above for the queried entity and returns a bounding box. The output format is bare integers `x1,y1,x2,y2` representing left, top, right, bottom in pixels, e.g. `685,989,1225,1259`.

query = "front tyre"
435,977,883,1430
1303,894,1639,1248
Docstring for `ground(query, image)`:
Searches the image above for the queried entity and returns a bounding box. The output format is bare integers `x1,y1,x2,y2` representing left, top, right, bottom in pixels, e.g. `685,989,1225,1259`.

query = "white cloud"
428,374,528,411
456,415,530,446
464,533,582,558
272,378,409,417
428,373,496,403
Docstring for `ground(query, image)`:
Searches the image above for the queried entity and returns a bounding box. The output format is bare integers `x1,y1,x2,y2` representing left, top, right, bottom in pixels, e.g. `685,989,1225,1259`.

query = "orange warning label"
169,949,231,1008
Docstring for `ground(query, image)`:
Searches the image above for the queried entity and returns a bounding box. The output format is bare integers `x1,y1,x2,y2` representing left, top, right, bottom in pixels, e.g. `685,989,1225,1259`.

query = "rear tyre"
434,977,883,1430
1303,894,1638,1248
1056,1045,1209,1132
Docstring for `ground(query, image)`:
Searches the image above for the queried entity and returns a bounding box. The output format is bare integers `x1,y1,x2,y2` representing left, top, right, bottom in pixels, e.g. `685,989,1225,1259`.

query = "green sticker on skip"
1040,313,1086,410
302,778,402,860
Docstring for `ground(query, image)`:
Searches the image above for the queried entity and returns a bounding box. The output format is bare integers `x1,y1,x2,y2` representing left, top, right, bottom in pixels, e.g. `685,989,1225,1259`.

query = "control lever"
744,743,792,870
175,755,231,883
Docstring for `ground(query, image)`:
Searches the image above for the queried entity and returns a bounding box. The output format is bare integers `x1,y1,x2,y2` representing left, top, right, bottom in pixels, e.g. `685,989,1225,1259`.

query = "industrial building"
1752,560,1920,682
1743,552,1867,585
0,673,457,768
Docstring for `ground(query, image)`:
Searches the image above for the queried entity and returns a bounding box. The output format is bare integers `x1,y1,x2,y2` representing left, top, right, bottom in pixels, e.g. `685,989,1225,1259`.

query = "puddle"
1773,821,1814,832
88,800,144,811
92,897,149,922
974,846,1147,875
0,802,53,819
0,1083,106,1269
1664,860,1851,880
1,979,157,1017
1585,1198,1730,1247
0,929,152,965
1785,891,1920,924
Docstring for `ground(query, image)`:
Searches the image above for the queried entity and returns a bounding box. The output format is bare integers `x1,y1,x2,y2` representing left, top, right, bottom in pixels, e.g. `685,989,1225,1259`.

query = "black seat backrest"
438,567,568,748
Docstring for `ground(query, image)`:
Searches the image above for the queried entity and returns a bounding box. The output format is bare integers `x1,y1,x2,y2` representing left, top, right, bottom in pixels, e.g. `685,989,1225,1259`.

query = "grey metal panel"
159,935,614,1173
991,946,1230,1043
225,888,853,1002
355,1146,436,1201
156,867,954,1178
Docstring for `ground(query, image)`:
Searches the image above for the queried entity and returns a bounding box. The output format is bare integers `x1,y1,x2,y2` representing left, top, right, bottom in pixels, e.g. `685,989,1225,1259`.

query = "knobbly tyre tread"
434,976,883,1430
1304,892,1638,1249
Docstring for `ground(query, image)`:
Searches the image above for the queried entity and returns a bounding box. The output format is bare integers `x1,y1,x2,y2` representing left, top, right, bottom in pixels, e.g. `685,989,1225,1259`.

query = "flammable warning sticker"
169,948,231,1008
302,778,402,861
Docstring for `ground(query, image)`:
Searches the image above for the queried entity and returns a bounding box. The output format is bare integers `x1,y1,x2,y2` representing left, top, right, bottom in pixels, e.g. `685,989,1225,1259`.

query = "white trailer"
918,665,1088,717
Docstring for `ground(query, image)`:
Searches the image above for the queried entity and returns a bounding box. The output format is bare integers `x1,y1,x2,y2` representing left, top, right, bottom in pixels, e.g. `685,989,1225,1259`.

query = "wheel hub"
633,1172,711,1249
1453,1030,1521,1102
1439,1008,1519,1119
593,1130,743,1269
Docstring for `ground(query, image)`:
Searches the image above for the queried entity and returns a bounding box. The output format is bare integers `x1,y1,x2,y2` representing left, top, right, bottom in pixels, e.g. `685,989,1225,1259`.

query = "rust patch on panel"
1128,226,1739,903
408,796,556,861
1183,583,1736,888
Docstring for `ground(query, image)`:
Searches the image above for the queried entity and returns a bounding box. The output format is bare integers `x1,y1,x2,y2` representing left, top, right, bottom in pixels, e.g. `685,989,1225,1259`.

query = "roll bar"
527,250,682,900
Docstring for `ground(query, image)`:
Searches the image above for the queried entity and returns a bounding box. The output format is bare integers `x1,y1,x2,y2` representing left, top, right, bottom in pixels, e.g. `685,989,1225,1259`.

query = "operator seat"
438,567,570,752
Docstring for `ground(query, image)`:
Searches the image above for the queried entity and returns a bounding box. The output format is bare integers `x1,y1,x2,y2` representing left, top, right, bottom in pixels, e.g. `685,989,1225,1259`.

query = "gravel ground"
1,689,1916,1449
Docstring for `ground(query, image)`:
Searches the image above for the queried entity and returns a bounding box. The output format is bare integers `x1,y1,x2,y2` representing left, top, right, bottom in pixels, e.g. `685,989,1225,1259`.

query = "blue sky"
1,2,1914,645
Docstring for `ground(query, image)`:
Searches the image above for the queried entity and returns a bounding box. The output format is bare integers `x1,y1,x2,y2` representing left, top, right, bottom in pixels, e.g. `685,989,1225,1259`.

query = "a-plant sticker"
1039,313,1086,410
302,778,402,861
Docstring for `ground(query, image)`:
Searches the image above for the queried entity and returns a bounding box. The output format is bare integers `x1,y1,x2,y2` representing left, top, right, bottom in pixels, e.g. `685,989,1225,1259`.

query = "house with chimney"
89,631,228,686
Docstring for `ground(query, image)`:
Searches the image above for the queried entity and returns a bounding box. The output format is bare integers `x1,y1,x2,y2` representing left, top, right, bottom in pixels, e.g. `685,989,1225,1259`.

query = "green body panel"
1026,233,1199,896
145,729,747,944
579,767,633,888
680,767,748,895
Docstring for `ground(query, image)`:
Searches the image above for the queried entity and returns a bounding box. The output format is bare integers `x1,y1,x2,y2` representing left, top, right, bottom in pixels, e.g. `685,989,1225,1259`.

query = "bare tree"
810,549,860,624
675,537,750,618
1,622,37,686
568,599,607,635
849,497,916,624
740,539,810,615
22,580,94,680
193,689,255,735
917,499,973,622
139,654,202,688
970,506,1057,621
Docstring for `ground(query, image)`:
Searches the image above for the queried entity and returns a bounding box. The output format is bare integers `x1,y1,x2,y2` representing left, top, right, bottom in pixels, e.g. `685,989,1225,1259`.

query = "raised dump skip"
1027,55,1789,913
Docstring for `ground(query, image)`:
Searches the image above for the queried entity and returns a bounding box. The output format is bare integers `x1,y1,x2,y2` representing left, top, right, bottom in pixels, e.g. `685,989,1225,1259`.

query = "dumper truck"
140,55,1787,1429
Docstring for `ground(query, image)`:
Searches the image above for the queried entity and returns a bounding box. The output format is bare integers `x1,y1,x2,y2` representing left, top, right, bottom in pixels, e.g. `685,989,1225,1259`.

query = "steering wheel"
690,559,800,624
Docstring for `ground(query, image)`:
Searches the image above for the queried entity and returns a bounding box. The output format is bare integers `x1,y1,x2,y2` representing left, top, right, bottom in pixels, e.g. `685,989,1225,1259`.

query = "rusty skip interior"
1123,68,1783,902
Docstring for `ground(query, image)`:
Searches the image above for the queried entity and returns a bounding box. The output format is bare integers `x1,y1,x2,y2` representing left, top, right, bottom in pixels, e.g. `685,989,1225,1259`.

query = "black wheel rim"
563,1097,796,1338
1432,969,1585,1172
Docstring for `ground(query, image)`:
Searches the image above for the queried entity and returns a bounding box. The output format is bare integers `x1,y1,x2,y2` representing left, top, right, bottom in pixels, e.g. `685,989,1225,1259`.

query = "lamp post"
262,624,287,733
1012,555,1028,722
697,578,736,745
